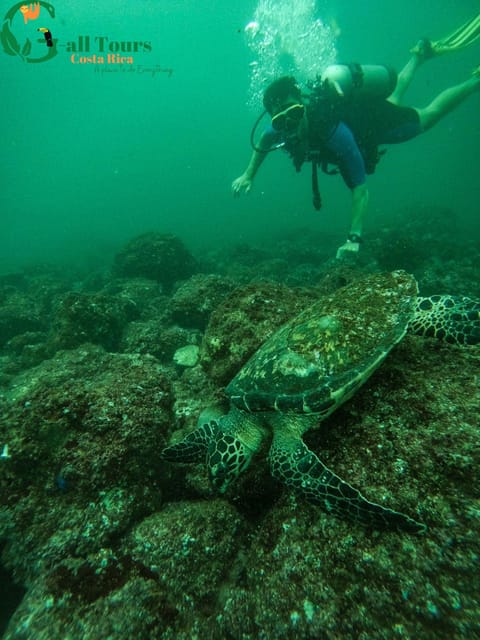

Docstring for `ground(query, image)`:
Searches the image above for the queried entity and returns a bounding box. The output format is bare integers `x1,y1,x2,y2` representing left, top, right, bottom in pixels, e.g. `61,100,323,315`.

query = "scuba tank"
320,63,397,100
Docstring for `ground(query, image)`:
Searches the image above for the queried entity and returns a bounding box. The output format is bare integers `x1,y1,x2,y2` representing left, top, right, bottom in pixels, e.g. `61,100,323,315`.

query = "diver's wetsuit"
264,101,422,189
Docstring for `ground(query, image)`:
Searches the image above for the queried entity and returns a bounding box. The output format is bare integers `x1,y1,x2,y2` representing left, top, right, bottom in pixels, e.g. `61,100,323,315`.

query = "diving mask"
271,103,305,132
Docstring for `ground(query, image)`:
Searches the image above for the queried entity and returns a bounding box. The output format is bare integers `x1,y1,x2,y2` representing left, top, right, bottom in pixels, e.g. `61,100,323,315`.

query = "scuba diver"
232,14,480,259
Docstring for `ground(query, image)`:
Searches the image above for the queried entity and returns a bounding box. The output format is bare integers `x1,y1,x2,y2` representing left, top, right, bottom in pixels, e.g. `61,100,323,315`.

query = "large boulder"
112,233,197,291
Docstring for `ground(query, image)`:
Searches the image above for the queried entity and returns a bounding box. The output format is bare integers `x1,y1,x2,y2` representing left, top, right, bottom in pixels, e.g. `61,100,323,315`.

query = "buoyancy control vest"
287,63,398,210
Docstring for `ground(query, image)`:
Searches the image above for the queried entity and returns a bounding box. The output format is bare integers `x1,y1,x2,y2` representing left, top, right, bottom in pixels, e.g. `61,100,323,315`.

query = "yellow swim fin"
432,13,480,54
411,14,480,58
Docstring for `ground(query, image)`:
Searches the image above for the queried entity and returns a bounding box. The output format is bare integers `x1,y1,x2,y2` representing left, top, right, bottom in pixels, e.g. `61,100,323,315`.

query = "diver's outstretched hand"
232,174,253,197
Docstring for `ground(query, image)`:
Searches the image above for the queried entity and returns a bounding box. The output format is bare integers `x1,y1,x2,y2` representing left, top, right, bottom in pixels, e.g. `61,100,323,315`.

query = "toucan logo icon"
1,0,57,62
38,25,52,47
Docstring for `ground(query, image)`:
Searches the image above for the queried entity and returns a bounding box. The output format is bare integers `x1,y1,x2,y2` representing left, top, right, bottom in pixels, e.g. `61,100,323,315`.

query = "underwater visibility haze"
0,0,479,269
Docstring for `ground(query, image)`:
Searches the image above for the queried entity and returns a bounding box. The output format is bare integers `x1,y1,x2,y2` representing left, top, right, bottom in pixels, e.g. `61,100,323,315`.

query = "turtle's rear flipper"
269,440,426,534
160,421,219,463
410,295,480,345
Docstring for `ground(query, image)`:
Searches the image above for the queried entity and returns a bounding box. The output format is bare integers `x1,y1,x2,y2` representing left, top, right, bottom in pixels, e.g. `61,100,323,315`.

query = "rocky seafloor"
0,208,479,640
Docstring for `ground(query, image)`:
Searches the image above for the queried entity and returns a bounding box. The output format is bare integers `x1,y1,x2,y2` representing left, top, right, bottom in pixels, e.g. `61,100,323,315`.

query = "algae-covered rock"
0,290,46,347
1,501,242,640
112,232,197,291
49,292,137,352
121,320,199,364
124,500,243,605
0,344,174,588
101,277,168,320
3,571,177,640
1,344,173,496
167,273,236,329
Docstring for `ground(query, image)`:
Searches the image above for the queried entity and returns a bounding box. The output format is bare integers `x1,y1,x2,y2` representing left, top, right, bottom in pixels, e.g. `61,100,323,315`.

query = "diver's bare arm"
246,148,269,180
232,149,268,195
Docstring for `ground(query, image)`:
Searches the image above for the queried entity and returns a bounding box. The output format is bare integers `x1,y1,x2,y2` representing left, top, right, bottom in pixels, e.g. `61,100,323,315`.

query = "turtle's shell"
226,271,418,416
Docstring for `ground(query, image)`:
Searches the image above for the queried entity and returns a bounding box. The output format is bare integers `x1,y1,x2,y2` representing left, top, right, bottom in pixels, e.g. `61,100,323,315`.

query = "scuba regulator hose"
250,110,285,153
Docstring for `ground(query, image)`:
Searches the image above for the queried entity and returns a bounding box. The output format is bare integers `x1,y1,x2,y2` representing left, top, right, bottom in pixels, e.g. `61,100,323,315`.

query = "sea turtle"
160,271,480,533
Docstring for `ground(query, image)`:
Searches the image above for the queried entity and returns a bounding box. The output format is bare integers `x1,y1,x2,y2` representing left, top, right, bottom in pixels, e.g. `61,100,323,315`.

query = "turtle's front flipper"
159,418,252,492
160,408,265,493
205,408,267,493
410,295,480,345
269,439,426,534
160,421,219,463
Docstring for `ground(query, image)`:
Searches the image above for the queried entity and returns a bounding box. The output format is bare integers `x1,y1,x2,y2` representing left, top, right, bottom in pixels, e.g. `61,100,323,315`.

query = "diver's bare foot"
336,238,360,260
410,38,436,62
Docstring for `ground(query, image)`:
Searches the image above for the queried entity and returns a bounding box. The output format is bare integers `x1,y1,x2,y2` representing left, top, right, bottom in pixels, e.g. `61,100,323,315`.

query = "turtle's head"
206,408,267,492
207,431,254,493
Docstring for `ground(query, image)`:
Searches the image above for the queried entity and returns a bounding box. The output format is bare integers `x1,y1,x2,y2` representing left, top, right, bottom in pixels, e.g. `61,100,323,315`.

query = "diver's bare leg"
416,74,480,130
388,54,423,105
